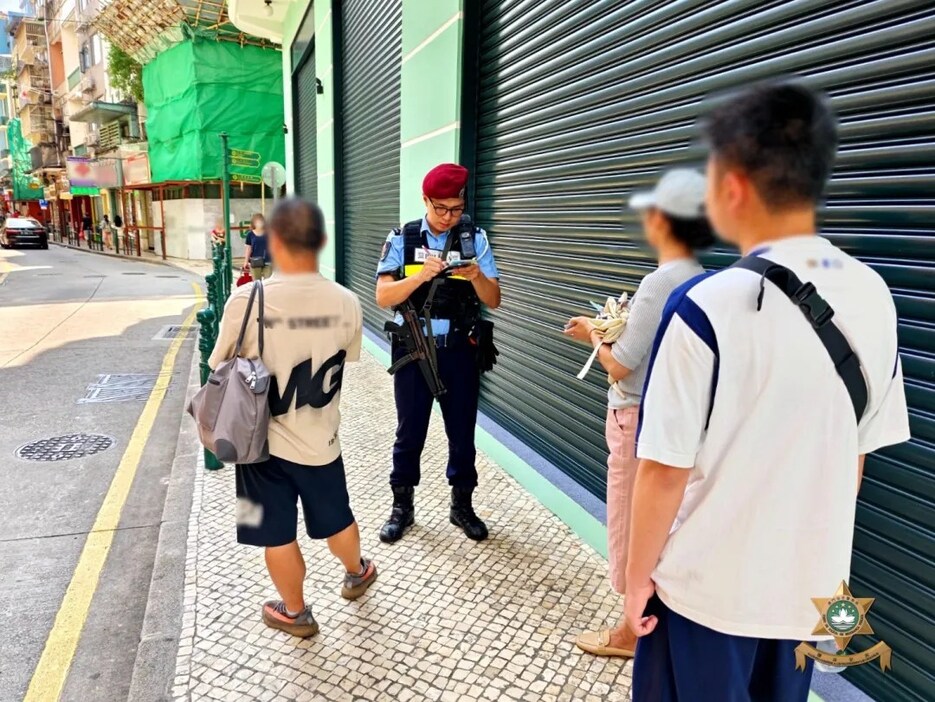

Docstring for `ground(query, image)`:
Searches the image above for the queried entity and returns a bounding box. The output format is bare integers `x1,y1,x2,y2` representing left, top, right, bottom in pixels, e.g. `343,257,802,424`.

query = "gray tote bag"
188,281,271,464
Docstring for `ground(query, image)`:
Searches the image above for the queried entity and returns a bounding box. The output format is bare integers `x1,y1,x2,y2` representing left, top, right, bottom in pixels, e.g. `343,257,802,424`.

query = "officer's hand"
419,255,448,282
458,260,482,281
563,316,596,343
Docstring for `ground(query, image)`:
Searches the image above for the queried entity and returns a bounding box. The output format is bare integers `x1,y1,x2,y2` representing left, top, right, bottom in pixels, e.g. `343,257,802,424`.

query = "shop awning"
69,101,137,125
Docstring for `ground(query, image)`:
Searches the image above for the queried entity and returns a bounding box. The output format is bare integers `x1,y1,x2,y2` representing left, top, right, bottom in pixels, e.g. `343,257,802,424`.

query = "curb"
50,240,176,268
49,240,232,277
127,348,204,702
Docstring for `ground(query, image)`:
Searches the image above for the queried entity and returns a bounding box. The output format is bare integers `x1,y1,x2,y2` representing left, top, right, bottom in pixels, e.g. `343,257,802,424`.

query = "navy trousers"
391,340,479,488
633,596,814,702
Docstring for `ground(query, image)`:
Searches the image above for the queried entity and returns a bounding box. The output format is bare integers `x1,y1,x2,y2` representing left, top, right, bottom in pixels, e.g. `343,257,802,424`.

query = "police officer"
375,163,501,542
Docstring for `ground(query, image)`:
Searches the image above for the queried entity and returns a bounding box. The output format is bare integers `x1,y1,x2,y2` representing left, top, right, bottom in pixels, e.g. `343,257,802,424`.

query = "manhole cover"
153,325,196,341
16,433,114,461
78,373,159,403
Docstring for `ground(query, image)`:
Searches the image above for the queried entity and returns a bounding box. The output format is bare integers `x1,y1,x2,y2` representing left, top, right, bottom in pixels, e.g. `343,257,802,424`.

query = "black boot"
379,486,415,543
450,486,488,541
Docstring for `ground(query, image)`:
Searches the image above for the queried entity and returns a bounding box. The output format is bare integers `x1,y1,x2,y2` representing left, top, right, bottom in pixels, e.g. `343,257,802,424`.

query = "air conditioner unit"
80,76,95,93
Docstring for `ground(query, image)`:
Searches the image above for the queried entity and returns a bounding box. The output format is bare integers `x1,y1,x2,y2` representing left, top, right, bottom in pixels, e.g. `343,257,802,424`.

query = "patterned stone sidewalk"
171,348,631,702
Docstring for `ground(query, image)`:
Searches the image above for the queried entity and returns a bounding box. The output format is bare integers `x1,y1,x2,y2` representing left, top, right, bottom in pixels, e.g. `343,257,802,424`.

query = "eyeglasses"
429,198,465,218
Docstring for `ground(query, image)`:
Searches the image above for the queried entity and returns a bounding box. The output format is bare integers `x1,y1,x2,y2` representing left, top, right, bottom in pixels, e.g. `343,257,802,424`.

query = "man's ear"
723,170,747,213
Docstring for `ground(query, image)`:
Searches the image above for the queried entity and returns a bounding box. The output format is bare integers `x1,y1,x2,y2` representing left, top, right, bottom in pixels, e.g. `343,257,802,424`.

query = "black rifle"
383,219,467,397
385,300,446,397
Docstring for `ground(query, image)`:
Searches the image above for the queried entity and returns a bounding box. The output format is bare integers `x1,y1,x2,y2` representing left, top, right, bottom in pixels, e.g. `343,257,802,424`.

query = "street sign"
261,162,286,190
230,149,260,168
231,159,260,169
231,172,262,185
39,199,48,209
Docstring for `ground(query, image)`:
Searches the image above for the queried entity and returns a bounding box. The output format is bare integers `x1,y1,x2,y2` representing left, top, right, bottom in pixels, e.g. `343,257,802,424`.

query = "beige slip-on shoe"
574,628,636,658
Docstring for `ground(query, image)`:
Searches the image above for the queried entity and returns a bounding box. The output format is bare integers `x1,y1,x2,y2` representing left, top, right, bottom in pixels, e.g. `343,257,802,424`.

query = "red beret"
422,163,468,199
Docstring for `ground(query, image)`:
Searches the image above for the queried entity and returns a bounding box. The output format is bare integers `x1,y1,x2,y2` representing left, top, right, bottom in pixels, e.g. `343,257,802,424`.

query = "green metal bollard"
205,272,220,340
196,306,223,471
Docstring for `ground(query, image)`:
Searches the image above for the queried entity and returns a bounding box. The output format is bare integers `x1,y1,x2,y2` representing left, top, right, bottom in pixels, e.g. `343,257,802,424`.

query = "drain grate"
17,433,114,461
153,325,196,341
78,373,159,403
122,272,145,276
156,275,180,279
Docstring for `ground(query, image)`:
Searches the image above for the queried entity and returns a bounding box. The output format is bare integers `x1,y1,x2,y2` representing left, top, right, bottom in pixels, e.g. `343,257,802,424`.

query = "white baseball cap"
628,168,707,219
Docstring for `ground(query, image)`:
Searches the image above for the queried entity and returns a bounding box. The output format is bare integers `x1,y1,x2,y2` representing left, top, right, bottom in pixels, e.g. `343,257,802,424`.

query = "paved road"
0,245,201,702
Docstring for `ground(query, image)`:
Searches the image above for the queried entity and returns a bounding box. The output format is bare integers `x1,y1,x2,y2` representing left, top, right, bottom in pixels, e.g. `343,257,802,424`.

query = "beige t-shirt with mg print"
209,272,363,467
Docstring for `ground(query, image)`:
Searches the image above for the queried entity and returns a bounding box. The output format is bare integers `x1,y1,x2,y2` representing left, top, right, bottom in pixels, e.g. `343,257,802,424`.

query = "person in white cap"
564,168,713,658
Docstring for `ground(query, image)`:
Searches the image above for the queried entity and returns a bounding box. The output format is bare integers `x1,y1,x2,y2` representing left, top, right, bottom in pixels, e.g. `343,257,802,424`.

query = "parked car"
0,217,49,249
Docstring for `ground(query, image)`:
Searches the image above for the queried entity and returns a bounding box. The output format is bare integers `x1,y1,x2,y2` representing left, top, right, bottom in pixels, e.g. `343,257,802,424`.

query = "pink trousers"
605,406,641,595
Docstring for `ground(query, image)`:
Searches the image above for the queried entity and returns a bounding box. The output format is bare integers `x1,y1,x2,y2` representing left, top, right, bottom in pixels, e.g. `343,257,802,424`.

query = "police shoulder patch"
380,241,391,261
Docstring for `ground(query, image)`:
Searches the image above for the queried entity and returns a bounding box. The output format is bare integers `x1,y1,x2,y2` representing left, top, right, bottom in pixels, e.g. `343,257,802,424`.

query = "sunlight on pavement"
0,295,201,368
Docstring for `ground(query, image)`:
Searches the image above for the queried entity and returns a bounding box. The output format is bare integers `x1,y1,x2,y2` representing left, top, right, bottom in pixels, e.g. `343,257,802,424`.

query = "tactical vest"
397,217,481,329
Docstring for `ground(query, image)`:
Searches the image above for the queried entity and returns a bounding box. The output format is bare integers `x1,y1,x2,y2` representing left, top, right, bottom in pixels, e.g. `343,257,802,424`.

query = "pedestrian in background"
564,168,712,660
626,81,910,701
100,214,113,250
208,198,376,639
81,212,93,248
243,213,272,279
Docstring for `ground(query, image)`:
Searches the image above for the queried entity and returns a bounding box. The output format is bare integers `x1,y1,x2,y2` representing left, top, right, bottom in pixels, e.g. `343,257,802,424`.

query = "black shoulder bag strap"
234,281,265,357
731,255,867,422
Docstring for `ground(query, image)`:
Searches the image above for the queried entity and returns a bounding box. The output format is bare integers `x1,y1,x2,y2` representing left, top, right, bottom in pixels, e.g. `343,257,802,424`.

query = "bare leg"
264,541,306,612
327,521,363,573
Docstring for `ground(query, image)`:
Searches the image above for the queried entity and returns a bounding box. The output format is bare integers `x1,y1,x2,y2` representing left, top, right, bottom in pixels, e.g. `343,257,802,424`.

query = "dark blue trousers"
634,596,814,702
391,340,479,488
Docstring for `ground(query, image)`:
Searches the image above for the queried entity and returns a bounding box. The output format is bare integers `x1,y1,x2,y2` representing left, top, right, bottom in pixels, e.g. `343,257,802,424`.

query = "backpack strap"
731,255,868,422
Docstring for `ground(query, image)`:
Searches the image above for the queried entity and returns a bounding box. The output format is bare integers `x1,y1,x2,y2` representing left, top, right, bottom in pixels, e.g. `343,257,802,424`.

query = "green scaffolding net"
9,118,43,201
143,36,285,183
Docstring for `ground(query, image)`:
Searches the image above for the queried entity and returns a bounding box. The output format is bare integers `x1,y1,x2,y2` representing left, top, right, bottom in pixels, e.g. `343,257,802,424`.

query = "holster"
471,319,499,373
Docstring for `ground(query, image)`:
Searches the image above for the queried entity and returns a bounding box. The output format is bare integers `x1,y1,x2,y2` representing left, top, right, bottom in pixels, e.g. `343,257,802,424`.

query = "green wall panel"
400,22,462,142
401,0,461,55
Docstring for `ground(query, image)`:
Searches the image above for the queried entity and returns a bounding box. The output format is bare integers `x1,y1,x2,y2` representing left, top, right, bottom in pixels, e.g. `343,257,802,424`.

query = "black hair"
662,212,715,250
702,80,837,210
269,198,326,253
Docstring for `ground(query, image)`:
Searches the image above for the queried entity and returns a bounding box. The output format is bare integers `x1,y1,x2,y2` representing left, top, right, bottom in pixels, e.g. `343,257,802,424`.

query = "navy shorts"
633,595,814,702
235,454,355,546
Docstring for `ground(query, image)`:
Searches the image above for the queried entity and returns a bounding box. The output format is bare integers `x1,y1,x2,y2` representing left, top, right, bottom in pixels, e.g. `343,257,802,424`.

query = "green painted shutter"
293,46,317,203
339,0,402,329
472,2,933,700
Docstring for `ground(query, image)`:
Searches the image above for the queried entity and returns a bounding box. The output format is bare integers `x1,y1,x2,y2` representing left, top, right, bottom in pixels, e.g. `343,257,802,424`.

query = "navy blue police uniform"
375,164,499,542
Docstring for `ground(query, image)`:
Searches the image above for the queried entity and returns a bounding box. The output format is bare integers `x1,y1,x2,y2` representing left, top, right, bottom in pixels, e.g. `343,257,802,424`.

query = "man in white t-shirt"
624,82,910,700
209,198,376,639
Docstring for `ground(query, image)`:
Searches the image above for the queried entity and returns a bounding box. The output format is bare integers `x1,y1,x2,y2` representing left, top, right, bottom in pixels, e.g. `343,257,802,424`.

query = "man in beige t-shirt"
209,198,376,639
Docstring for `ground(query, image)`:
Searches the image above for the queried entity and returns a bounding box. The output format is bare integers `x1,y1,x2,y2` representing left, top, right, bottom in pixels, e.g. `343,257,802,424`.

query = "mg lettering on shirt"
636,235,910,640
209,272,363,467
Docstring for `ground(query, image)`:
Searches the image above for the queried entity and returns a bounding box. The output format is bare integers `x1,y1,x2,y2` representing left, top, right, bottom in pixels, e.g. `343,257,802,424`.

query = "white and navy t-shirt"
209,273,363,467
636,235,910,640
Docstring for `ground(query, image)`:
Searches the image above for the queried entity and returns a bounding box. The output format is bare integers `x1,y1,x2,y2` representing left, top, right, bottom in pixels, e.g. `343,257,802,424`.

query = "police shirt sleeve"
375,231,404,278
858,357,911,455
345,293,363,363
636,297,717,469
474,229,500,279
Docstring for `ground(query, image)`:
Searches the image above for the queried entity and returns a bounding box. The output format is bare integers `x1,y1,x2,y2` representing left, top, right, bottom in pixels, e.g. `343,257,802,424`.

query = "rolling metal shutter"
471,2,933,699
339,0,402,329
293,46,317,203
